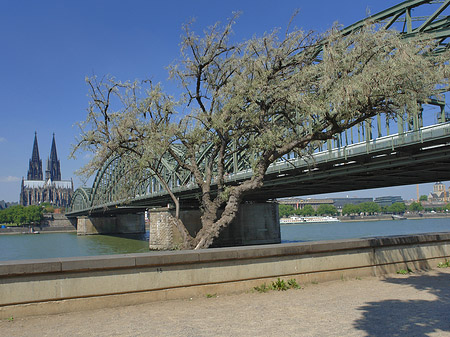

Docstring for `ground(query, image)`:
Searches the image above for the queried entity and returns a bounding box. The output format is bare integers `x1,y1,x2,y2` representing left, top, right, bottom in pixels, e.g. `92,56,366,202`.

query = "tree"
279,204,296,218
0,205,43,225
359,202,380,215
419,195,428,202
387,202,406,214
408,202,424,212
342,203,360,216
316,204,337,215
299,205,316,216
41,202,54,213
24,205,44,224
72,16,450,249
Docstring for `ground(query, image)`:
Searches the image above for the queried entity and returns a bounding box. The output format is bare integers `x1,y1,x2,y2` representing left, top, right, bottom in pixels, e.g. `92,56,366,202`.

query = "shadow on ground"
353,271,450,336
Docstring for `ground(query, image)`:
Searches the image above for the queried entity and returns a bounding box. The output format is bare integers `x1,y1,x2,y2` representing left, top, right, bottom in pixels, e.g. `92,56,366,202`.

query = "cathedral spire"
50,133,58,163
27,132,43,180
46,133,61,181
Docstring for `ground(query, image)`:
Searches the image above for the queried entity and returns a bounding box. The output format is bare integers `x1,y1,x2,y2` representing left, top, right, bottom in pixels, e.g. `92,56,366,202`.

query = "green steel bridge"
68,0,450,217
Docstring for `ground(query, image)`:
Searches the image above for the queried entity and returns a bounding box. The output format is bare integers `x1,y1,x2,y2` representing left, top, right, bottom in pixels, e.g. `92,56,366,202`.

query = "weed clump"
253,278,302,293
437,260,450,268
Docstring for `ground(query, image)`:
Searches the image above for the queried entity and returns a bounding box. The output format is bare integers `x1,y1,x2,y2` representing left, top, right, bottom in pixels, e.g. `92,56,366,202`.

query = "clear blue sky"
0,0,446,202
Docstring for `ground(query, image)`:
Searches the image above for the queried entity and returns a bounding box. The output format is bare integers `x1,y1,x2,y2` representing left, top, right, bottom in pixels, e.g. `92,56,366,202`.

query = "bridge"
67,0,450,248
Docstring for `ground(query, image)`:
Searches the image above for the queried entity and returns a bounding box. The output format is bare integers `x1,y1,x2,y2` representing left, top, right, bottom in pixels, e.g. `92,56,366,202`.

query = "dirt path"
1,268,450,336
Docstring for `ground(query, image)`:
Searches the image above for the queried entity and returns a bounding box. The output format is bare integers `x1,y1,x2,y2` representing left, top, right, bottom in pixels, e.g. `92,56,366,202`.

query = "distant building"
0,200,18,210
331,198,373,211
278,198,334,211
374,196,404,207
279,197,374,212
20,133,73,208
428,182,449,203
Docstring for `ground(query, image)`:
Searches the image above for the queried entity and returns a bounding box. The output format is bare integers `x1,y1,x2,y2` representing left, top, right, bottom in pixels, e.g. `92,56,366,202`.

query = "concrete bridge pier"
148,202,281,250
77,213,145,235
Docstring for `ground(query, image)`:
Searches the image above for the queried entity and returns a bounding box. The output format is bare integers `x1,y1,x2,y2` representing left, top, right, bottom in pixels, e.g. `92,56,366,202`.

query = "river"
1,218,450,261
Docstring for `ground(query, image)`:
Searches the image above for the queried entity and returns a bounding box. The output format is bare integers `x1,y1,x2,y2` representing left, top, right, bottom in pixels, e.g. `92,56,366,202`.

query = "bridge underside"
250,140,450,200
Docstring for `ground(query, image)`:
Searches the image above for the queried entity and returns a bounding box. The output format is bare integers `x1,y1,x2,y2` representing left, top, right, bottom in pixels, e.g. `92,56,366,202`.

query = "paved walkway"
1,268,450,336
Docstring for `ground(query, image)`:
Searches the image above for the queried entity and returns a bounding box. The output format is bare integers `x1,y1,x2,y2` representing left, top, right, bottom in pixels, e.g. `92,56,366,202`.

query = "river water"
1,218,450,261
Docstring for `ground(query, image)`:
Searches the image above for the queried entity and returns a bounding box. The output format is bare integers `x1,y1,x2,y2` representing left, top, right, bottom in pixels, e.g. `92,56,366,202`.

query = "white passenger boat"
280,215,340,225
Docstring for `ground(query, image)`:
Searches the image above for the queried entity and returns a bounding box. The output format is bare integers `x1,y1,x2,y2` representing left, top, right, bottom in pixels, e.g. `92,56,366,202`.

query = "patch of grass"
397,268,413,275
206,293,217,298
355,277,362,281
437,260,450,268
311,281,319,285
7,316,13,322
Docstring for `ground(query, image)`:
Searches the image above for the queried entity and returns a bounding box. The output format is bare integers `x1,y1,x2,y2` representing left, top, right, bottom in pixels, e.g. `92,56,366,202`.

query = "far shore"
0,226,76,235
339,212,450,222
279,212,450,224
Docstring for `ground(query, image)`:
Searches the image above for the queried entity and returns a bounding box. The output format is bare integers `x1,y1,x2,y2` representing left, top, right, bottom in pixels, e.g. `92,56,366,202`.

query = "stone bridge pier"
77,213,145,235
148,202,281,250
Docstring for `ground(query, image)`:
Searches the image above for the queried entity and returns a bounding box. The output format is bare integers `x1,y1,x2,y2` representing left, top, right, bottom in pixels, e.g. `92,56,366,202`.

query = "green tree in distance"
409,202,424,212
359,202,381,215
0,205,43,226
72,16,450,249
342,203,360,216
419,195,428,202
299,205,316,216
279,204,296,218
387,202,406,214
41,202,55,213
316,204,337,215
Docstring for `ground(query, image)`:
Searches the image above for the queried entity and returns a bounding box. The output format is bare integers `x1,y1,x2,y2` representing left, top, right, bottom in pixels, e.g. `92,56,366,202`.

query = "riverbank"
0,213,76,235
2,267,449,336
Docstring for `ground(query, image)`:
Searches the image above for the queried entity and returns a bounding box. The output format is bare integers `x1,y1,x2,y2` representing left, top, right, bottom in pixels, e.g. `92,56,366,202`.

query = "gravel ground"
1,268,450,337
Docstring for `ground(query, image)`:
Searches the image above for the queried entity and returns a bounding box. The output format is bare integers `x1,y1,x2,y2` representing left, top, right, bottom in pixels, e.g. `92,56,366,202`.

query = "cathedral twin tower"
20,133,73,208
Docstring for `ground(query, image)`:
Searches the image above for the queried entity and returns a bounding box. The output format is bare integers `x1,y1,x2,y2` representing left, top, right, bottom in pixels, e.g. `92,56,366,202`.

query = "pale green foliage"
73,16,450,249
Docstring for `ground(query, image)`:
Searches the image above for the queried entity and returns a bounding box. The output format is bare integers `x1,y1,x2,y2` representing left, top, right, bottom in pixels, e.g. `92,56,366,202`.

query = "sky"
0,0,447,203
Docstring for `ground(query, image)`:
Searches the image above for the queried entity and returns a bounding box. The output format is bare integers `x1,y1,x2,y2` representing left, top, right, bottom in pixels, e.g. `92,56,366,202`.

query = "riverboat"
280,216,340,225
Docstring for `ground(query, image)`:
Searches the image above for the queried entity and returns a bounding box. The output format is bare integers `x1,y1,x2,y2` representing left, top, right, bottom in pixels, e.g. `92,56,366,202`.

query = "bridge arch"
69,187,92,212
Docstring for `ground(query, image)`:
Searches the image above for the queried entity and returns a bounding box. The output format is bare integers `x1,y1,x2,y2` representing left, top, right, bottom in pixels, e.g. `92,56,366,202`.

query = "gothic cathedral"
20,133,74,208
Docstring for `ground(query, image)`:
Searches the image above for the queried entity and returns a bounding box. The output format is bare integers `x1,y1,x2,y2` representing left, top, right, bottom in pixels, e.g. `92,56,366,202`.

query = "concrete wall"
149,202,281,249
1,232,449,318
77,213,145,235
42,213,75,229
